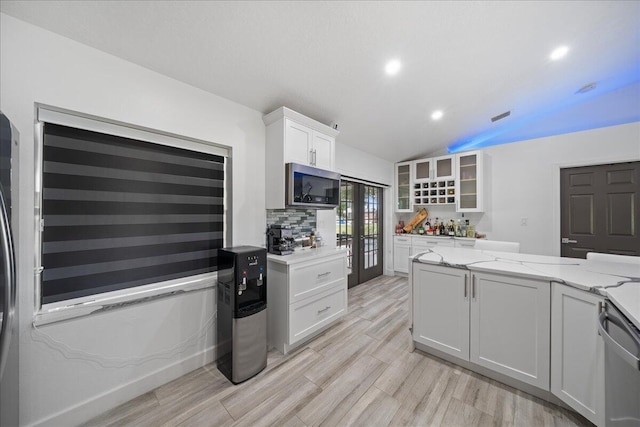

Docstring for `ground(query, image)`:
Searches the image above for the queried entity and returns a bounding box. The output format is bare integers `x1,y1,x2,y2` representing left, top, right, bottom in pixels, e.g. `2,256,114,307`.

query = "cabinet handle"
464,275,468,300
472,275,476,300
317,306,331,314
317,271,331,278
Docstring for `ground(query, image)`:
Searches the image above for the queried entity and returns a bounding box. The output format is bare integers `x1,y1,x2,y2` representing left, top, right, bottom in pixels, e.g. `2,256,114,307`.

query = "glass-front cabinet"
433,155,455,180
456,150,483,212
413,159,432,182
395,161,413,212
395,151,484,213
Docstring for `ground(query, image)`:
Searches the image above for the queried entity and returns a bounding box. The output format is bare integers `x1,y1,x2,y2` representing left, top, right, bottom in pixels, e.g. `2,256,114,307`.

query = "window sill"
34,272,218,327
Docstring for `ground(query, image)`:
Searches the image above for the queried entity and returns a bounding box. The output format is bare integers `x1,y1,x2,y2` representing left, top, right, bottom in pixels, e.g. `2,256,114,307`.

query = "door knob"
561,238,578,244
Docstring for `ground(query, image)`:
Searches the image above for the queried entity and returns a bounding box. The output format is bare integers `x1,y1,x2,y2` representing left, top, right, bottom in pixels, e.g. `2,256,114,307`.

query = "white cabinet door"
284,118,313,165
433,155,455,180
551,283,605,426
393,236,411,273
395,162,413,212
311,132,334,170
456,150,483,212
470,272,550,390
413,159,432,182
413,264,470,360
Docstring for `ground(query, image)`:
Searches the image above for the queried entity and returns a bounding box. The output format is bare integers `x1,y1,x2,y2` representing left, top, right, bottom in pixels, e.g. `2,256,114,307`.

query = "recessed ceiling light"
431,110,444,121
550,46,569,61
385,59,402,75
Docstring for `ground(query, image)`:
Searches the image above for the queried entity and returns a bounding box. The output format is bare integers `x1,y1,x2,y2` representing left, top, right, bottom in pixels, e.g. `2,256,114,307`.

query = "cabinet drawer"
454,240,476,248
394,236,411,246
289,256,345,302
289,284,346,345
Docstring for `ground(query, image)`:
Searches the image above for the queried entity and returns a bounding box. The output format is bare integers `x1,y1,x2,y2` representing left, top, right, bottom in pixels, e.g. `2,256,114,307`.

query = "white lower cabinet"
267,251,347,354
551,283,605,426
395,236,459,273
412,237,455,256
413,264,470,359
453,238,476,248
413,265,551,390
471,272,550,390
393,236,412,273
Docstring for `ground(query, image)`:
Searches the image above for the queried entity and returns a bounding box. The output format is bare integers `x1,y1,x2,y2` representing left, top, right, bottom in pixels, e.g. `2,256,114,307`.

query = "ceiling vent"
576,82,597,94
491,110,511,122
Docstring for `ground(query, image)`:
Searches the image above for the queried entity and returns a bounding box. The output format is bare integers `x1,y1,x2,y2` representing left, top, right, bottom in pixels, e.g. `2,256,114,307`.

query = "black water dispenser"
216,246,267,384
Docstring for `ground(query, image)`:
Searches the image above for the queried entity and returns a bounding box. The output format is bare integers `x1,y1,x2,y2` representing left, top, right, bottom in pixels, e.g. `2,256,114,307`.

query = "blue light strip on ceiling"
447,69,640,153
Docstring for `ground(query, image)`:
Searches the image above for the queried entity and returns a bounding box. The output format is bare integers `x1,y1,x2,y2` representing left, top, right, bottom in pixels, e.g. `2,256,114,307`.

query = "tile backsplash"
266,208,316,238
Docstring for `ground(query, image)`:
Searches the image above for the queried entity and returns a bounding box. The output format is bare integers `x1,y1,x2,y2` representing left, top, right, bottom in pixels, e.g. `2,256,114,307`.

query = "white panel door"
413,264,470,360
470,272,550,390
311,132,334,170
284,119,313,165
551,283,605,426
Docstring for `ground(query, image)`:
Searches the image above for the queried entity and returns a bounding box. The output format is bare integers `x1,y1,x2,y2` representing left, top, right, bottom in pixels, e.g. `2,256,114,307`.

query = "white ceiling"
2,1,639,162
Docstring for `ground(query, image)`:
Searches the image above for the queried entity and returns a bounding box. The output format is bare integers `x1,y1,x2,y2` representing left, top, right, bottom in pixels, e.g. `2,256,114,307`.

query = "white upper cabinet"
433,155,456,180
395,161,413,212
264,107,339,209
284,119,314,166
397,151,484,210
456,150,484,212
410,155,456,207
413,155,455,182
311,131,335,170
283,118,335,170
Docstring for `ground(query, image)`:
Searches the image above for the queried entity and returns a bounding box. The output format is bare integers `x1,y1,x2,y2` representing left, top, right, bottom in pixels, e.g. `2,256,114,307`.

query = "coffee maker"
266,225,295,255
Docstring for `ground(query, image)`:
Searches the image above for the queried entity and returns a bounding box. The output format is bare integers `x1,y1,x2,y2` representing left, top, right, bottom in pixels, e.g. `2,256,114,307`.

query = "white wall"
481,122,640,255
1,14,265,426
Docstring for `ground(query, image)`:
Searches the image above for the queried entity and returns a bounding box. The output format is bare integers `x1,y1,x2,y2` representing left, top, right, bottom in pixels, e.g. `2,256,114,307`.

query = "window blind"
41,123,225,304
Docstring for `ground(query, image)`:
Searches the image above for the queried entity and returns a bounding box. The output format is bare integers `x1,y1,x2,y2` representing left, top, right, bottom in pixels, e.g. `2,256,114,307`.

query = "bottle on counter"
466,220,475,238
448,219,455,236
461,220,468,238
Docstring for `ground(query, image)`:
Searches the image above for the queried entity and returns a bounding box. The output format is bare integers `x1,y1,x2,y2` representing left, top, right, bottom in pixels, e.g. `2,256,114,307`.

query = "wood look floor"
85,275,591,427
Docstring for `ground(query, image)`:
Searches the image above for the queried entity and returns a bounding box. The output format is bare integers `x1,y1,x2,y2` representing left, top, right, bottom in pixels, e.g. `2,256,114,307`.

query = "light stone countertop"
266,246,347,265
412,247,640,329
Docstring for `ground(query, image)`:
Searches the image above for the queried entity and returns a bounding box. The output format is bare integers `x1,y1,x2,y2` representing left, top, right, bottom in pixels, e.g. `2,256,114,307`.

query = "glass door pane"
336,181,354,275
360,185,383,283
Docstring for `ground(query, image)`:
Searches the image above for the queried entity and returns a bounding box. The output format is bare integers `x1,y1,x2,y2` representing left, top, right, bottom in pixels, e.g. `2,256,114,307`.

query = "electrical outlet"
520,217,528,226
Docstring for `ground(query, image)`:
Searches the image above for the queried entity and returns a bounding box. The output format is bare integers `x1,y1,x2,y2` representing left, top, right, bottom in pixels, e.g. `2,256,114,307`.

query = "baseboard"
29,345,216,427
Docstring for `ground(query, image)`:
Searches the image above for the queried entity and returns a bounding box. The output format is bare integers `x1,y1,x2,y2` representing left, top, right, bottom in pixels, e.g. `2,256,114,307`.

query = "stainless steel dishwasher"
598,301,640,427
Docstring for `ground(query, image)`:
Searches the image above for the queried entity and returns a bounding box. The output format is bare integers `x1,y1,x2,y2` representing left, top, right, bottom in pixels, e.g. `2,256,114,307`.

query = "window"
36,106,229,310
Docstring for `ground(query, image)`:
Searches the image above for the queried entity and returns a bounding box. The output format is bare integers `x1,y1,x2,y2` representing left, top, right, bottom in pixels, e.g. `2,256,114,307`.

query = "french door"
336,180,384,288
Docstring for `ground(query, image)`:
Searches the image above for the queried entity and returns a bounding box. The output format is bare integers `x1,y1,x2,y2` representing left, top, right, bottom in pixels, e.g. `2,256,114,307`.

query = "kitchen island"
410,247,639,427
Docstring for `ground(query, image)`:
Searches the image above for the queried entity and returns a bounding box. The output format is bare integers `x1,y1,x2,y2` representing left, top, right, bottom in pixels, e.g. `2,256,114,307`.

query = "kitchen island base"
412,342,576,415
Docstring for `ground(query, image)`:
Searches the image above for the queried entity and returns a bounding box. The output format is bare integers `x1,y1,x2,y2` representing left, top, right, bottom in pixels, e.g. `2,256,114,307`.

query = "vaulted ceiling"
2,1,639,162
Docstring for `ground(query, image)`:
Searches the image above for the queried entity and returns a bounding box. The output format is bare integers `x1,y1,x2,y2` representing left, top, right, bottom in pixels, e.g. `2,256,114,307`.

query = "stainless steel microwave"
286,163,340,209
